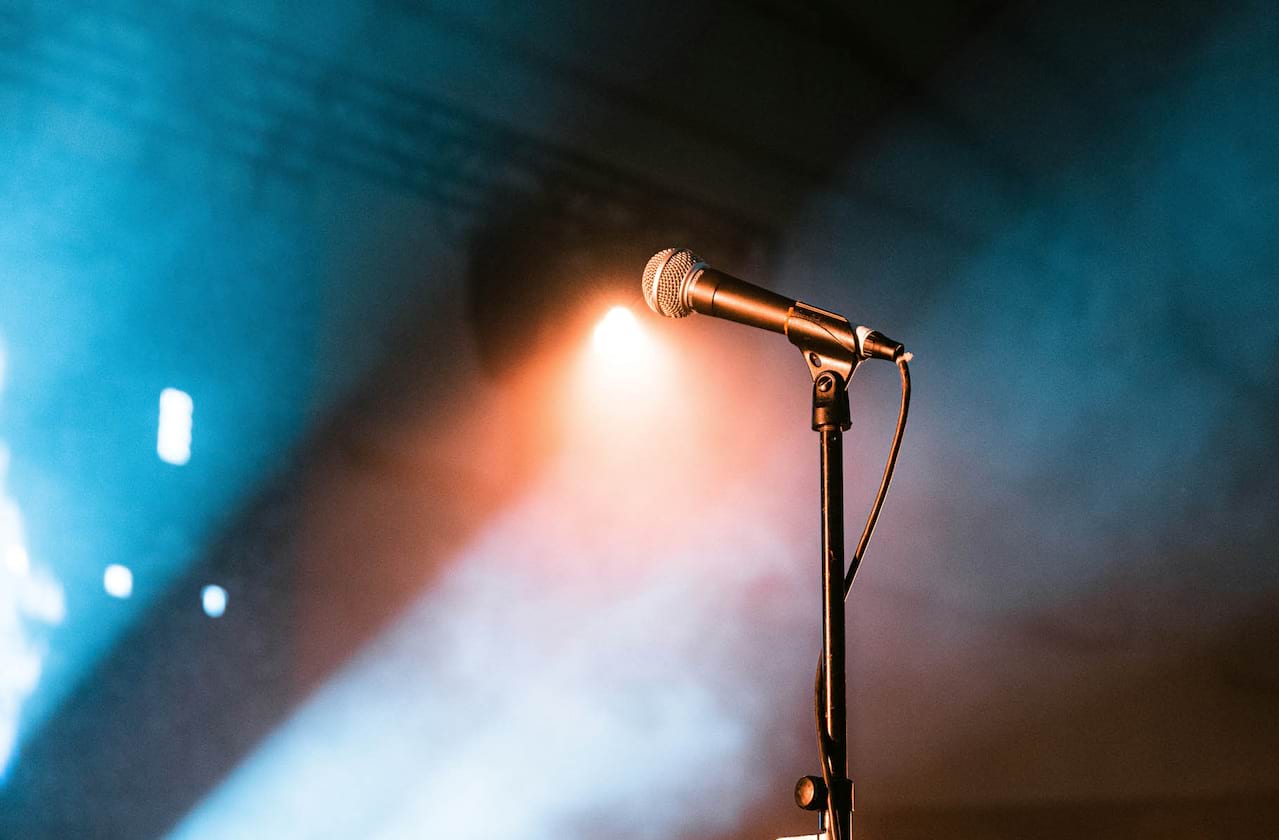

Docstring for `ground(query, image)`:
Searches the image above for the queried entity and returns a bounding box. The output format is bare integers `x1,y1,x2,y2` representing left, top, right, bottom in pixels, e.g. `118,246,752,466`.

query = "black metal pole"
820,427,849,839
813,370,852,840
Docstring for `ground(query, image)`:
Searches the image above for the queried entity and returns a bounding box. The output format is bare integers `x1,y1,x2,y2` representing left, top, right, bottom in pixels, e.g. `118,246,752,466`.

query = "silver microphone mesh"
641,247,699,318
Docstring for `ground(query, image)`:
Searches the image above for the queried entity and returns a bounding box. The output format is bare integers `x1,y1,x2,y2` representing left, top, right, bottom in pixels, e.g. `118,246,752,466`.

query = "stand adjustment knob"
794,775,827,811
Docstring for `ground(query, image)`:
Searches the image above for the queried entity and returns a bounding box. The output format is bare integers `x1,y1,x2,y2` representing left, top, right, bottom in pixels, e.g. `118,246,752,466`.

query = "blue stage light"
201,585,227,619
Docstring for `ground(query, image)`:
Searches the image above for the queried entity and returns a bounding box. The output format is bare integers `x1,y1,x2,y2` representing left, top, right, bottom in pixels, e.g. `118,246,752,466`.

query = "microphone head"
641,247,700,318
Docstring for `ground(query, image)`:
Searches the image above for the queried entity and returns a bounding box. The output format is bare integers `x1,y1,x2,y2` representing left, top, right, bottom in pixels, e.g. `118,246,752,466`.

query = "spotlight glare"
201,584,227,618
591,306,643,358
157,387,194,465
103,564,133,599
5,544,29,576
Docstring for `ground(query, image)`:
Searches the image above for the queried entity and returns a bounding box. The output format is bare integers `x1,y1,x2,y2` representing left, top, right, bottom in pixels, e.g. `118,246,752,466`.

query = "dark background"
0,1,1276,838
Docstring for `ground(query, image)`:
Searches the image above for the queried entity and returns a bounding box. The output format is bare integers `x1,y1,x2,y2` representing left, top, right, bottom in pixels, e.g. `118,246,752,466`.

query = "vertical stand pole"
813,370,852,840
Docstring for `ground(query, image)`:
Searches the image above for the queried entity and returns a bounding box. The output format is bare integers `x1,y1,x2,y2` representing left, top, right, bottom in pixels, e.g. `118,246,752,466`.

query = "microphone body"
642,249,904,371
685,265,791,334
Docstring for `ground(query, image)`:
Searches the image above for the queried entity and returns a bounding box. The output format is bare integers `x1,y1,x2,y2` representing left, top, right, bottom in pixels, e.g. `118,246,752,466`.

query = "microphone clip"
786,301,862,385
811,369,851,432
783,303,857,431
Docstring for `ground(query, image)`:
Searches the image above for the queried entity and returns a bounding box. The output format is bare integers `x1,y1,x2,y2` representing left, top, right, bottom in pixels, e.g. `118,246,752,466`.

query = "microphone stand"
774,303,871,840
811,368,853,840
787,317,910,840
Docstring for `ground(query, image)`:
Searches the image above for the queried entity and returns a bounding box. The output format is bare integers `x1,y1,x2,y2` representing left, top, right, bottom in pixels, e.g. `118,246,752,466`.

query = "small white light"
103,564,133,599
157,387,194,465
592,306,643,356
5,544,29,576
201,584,227,618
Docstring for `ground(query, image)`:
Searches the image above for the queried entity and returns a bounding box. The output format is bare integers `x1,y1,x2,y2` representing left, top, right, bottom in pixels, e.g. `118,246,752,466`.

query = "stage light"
1,353,66,779
201,585,227,618
103,564,133,599
157,387,193,465
591,306,643,359
5,544,29,576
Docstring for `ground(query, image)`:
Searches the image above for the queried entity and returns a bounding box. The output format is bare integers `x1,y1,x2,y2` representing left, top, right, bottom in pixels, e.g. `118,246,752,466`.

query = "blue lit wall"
0,0,480,772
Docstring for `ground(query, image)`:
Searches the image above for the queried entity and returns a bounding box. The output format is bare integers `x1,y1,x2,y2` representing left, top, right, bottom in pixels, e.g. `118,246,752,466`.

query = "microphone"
641,248,904,369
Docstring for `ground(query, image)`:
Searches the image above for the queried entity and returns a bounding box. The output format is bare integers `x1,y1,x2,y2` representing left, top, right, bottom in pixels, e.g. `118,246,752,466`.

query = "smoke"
168,331,814,839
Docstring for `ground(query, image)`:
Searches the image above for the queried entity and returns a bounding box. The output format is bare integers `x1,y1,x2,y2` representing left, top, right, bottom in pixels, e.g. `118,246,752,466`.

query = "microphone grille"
641,247,699,318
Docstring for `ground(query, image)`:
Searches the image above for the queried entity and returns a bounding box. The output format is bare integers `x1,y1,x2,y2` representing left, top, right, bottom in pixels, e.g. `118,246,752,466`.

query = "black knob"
794,775,828,811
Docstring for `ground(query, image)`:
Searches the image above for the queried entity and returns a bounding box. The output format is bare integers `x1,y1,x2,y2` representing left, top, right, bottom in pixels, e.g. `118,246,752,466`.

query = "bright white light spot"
5,544,28,576
2,346,67,778
201,584,227,618
568,303,683,465
591,306,644,358
103,564,133,599
157,387,194,465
